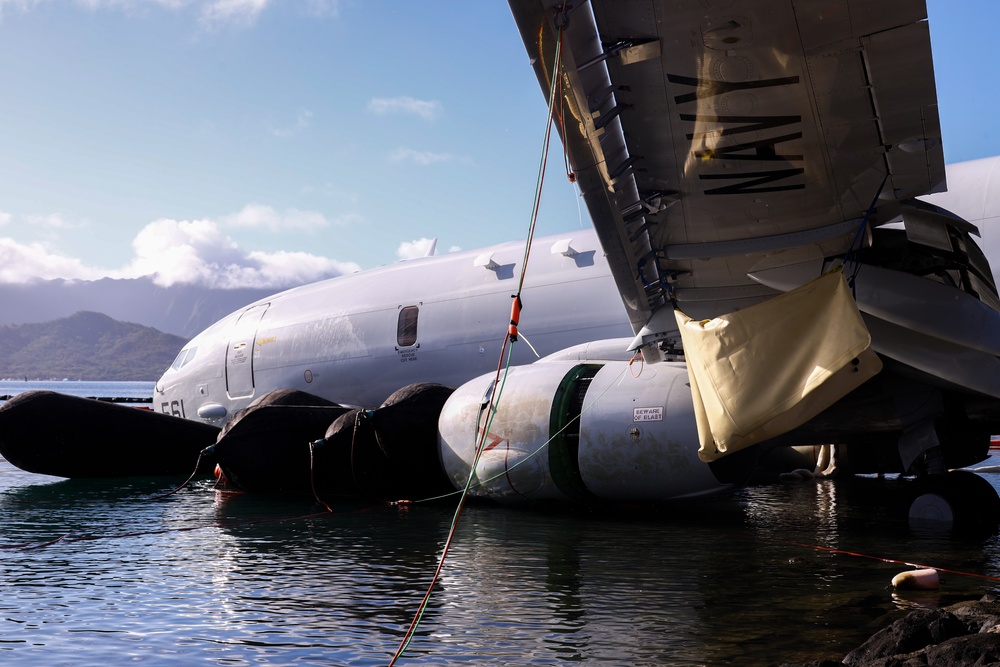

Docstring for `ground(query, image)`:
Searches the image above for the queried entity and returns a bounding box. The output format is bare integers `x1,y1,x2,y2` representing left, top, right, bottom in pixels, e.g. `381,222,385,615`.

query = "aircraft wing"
508,0,945,353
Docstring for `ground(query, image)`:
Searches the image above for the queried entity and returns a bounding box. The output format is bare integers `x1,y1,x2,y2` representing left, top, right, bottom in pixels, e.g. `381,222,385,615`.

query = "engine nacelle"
437,359,740,504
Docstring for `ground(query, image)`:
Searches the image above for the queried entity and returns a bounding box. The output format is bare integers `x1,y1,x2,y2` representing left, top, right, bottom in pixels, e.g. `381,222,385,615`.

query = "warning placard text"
633,407,663,422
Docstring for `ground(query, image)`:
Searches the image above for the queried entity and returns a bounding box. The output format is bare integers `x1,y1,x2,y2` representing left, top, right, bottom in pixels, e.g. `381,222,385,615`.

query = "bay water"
0,381,999,666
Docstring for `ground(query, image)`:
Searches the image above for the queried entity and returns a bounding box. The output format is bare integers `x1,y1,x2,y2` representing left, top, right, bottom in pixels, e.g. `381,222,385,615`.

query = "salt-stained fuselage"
154,230,631,427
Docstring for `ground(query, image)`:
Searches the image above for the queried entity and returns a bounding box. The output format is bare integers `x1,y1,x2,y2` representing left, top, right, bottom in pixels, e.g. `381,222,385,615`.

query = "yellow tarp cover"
675,269,882,462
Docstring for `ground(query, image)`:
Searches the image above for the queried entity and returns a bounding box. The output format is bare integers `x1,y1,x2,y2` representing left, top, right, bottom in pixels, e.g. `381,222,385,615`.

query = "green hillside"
0,311,187,381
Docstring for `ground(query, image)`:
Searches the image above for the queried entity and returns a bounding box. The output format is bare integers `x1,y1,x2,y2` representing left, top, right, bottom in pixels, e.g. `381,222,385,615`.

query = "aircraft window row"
170,346,198,371
397,306,418,347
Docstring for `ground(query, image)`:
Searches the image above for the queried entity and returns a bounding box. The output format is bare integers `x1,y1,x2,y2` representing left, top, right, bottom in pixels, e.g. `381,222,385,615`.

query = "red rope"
309,440,334,514
781,539,1000,583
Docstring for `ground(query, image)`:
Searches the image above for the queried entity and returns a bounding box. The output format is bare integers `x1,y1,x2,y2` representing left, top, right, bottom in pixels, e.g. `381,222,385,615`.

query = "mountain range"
0,277,277,337
0,311,188,381
0,277,298,380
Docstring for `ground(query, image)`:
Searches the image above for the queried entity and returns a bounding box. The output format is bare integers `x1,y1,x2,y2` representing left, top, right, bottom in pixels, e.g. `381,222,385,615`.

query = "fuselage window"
169,346,197,371
397,306,419,347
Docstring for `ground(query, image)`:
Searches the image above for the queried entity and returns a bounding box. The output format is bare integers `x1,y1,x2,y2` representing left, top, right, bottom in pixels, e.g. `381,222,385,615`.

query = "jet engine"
438,359,751,504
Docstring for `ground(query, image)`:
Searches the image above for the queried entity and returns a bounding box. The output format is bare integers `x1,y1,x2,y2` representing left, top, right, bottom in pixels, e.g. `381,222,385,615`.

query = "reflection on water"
0,459,998,666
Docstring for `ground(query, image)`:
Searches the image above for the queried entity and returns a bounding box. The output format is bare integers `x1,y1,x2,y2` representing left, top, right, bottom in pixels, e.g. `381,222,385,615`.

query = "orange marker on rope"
508,294,522,342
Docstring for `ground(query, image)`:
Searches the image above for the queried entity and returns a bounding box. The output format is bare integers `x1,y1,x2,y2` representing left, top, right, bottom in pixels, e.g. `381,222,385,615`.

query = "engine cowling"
437,359,744,504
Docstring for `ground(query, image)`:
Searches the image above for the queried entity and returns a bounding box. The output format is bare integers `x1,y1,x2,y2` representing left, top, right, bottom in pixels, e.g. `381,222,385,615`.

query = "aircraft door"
226,303,269,399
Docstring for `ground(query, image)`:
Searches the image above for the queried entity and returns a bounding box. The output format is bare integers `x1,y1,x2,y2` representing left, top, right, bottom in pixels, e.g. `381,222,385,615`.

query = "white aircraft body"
155,1,1000,520
154,230,633,422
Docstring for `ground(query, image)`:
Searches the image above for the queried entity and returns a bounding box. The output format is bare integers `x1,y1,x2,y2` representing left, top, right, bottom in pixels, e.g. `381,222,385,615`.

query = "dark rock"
785,594,1000,667
924,632,1000,665
946,592,1000,633
843,609,970,666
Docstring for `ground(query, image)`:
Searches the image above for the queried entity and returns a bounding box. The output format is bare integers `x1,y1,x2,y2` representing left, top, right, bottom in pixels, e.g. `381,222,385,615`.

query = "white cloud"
246,249,359,285
121,217,360,288
390,147,455,166
122,218,242,286
396,237,436,260
368,96,442,120
0,238,104,283
221,203,339,233
0,204,362,288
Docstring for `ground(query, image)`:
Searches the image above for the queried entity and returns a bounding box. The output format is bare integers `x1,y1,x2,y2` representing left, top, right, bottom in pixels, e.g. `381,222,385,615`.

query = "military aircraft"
154,0,1000,525
153,228,633,423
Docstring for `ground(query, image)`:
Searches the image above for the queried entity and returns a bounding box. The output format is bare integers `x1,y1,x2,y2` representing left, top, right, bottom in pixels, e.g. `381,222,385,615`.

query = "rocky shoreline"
781,593,1000,666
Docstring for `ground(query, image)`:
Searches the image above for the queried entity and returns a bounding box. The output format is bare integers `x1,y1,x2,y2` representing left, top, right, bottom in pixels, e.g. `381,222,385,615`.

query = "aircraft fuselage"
154,230,631,426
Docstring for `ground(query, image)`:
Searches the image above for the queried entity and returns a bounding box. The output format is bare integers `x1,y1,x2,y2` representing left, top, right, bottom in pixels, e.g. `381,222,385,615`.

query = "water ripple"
0,460,998,665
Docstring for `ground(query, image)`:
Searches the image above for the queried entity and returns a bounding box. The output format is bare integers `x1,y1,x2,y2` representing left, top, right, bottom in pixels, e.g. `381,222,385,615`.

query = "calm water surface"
1,383,999,666
0,380,155,401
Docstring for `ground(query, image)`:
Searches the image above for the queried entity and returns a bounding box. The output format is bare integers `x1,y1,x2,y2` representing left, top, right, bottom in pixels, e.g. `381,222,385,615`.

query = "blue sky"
0,0,995,289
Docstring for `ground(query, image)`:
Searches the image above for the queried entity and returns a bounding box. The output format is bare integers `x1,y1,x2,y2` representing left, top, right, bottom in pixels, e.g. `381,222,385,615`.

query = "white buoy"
891,568,940,590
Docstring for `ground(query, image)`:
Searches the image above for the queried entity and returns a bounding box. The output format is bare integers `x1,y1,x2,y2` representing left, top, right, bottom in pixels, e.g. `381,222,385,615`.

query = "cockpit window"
170,346,197,371
397,306,418,347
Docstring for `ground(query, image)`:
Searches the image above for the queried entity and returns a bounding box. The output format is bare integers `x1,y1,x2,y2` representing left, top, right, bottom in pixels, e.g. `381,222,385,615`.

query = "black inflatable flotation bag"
0,390,220,478
313,383,455,500
212,389,348,492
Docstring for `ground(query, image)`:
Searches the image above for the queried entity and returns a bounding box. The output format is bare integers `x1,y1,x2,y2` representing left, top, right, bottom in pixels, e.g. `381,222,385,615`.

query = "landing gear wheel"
907,470,1000,534
908,492,954,525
